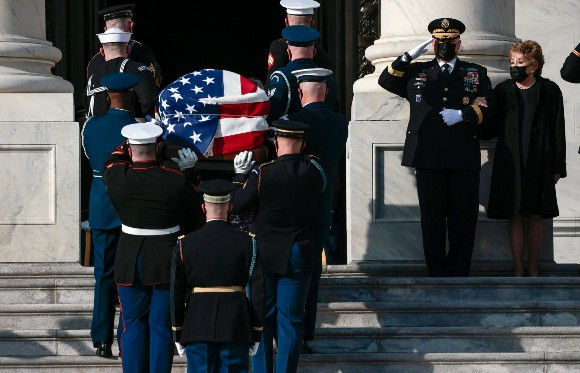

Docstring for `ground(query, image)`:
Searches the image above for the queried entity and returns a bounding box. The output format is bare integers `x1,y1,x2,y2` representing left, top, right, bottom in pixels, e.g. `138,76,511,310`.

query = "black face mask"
435,42,457,61
509,65,530,83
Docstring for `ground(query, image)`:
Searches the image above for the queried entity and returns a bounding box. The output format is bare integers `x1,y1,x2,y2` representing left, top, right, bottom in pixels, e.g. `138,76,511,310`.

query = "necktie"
442,64,450,78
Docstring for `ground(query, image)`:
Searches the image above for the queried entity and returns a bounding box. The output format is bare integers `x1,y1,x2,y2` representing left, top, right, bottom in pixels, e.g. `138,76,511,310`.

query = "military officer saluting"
81,72,141,358
87,3,157,81
171,179,265,373
231,120,326,373
378,18,496,277
266,25,337,122
103,122,202,373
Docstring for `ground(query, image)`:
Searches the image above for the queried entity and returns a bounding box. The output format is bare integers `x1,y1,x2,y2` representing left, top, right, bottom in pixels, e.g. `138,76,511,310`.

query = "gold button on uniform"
443,97,447,101
444,88,448,91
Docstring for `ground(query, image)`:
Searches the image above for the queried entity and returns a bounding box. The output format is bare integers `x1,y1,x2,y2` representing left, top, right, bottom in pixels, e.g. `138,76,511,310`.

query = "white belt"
121,224,180,236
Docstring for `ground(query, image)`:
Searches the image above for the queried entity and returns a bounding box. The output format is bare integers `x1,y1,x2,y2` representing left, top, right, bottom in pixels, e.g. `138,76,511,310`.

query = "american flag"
157,69,270,157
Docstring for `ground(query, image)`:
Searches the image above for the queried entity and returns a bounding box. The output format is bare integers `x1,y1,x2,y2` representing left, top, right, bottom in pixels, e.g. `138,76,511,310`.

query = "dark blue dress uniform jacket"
81,108,135,229
265,38,333,88
267,58,337,122
85,56,157,119
378,57,496,170
170,220,265,344
231,154,326,275
87,40,157,79
103,144,202,285
288,102,348,226
560,42,580,83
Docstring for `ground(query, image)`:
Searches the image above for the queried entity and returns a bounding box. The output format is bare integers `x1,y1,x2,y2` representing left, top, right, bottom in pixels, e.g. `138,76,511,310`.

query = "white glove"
249,342,260,356
233,150,255,174
171,148,198,170
440,109,463,126
175,342,185,357
406,38,434,61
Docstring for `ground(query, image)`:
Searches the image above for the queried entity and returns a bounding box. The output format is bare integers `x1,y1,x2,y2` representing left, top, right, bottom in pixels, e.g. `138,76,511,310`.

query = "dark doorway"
105,0,286,88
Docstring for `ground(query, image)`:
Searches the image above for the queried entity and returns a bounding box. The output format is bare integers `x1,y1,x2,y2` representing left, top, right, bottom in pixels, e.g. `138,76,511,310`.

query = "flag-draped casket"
157,69,270,158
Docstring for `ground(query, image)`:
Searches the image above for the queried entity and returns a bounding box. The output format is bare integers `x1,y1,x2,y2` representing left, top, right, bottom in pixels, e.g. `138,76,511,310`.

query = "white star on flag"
203,77,215,85
171,92,183,102
161,99,169,110
191,86,203,94
178,77,191,85
190,131,201,143
185,103,197,113
174,111,185,120
183,122,192,127
192,71,202,76
168,87,179,93
199,115,211,122
166,123,176,134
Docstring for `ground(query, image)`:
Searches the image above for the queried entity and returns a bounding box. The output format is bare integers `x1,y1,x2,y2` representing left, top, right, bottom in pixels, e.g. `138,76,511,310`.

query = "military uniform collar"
436,57,458,72
277,153,302,161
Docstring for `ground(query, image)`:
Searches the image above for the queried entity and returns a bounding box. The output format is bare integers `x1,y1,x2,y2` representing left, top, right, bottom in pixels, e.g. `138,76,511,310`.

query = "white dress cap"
280,0,320,15
97,27,132,44
121,122,163,145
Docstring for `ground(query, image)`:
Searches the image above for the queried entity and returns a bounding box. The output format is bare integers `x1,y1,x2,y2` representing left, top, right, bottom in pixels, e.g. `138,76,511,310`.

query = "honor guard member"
266,25,337,123
87,3,157,81
561,42,580,83
170,179,265,373
231,120,326,373
103,122,203,373
85,28,156,121
81,72,141,358
265,0,333,88
287,68,348,353
378,18,496,277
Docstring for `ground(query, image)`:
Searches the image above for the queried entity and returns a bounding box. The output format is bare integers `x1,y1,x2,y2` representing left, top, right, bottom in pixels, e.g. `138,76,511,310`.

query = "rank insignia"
416,94,422,103
462,96,470,105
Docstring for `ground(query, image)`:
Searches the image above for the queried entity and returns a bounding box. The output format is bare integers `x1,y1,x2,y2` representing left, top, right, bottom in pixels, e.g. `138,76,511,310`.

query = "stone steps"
1,263,580,371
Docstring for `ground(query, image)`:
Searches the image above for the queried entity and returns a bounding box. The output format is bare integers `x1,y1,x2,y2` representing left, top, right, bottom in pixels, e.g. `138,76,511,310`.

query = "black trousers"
415,168,480,277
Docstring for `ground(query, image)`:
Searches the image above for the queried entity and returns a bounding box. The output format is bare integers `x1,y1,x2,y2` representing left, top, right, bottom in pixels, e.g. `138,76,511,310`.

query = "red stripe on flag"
240,76,258,95
213,131,268,155
219,100,271,118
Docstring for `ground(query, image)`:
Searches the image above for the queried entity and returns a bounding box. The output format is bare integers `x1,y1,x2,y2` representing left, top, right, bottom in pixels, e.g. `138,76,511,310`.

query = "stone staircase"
0,262,579,372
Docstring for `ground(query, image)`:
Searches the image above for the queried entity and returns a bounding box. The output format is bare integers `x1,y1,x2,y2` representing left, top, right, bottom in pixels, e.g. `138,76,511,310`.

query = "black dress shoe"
96,342,113,358
301,339,313,354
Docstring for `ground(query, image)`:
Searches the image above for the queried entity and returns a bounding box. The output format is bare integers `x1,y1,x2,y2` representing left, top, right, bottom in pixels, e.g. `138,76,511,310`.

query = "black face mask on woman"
435,42,457,61
509,65,530,83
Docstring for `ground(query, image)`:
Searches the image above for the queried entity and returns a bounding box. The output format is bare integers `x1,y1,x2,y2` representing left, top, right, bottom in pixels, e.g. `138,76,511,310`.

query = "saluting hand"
171,148,198,171
406,38,434,61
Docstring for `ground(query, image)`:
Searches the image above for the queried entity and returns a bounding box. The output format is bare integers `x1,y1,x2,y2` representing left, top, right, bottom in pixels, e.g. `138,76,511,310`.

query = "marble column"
0,0,79,262
346,0,557,265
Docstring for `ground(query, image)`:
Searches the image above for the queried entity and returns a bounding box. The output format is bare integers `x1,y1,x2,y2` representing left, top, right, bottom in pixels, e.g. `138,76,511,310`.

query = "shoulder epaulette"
258,160,276,169
304,154,321,162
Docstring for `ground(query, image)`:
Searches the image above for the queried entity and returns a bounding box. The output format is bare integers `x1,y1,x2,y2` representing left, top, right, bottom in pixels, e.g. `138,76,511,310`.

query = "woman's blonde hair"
508,40,545,76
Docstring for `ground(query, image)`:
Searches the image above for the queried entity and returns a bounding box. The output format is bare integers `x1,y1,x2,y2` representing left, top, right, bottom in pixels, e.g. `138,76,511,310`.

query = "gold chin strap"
192,286,246,294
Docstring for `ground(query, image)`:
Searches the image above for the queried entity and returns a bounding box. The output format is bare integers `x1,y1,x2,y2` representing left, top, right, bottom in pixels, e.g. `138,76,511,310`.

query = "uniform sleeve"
266,71,291,122
476,84,502,141
132,64,157,118
551,83,567,178
248,242,265,342
560,43,580,83
170,241,187,343
231,168,261,214
265,40,288,88
378,56,414,99
103,140,131,185
460,67,497,126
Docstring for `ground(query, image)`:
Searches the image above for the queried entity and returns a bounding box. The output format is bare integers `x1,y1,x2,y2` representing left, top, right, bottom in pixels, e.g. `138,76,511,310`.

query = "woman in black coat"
486,40,566,277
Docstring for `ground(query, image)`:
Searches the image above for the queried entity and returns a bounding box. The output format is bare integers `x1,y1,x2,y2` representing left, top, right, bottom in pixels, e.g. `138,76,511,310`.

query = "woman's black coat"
483,76,566,219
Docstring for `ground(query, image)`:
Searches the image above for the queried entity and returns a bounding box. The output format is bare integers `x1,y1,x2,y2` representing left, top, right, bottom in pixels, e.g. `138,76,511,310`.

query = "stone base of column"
0,93,79,263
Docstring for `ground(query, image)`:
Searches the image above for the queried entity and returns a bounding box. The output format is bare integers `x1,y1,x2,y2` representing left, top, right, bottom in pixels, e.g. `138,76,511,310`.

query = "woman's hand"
473,97,488,107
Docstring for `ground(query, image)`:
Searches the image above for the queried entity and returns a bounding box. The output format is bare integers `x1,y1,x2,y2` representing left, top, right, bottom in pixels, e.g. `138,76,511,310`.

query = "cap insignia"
442,19,450,28
463,96,470,105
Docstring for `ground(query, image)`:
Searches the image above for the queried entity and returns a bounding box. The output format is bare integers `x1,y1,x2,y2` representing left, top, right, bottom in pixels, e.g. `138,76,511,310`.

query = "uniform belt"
192,286,246,294
121,224,180,236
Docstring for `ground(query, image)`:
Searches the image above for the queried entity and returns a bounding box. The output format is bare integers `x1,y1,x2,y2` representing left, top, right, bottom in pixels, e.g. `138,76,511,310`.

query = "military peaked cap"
428,18,465,41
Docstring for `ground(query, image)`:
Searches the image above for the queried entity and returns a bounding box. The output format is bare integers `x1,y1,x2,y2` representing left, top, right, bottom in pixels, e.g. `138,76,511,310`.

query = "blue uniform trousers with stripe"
185,342,249,373
251,243,311,373
117,258,174,373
